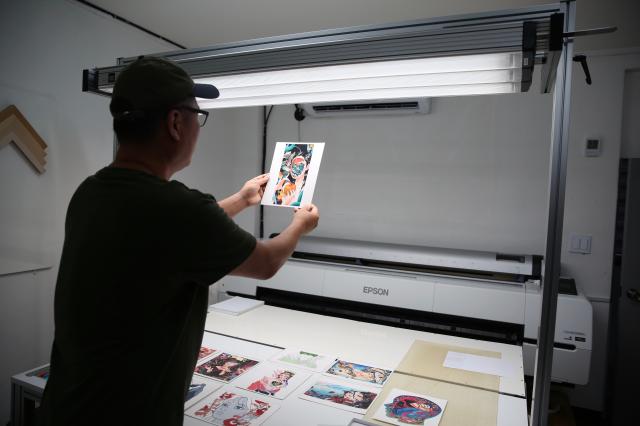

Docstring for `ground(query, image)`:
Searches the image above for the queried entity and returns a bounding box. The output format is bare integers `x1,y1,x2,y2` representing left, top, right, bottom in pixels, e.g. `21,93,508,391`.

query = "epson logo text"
363,286,389,296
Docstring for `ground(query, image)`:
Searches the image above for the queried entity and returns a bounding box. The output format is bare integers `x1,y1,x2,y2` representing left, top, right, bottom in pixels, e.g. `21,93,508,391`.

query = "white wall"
263,87,553,253
0,0,173,423
95,0,640,54
175,107,264,234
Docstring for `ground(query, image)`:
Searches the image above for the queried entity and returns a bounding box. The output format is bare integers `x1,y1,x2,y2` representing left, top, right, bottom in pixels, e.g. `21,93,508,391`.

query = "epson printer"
221,236,592,385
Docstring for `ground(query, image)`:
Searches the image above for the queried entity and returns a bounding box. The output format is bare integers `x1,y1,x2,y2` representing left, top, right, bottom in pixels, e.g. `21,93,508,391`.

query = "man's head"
109,57,218,173
111,56,218,112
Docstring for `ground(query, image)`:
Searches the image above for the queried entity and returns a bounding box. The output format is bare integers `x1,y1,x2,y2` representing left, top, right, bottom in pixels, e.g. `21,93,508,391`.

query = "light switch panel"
569,234,592,254
585,138,601,157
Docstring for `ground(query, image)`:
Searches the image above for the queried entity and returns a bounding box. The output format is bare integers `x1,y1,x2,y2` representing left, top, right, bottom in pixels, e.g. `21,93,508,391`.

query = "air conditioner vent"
314,101,420,112
302,98,431,117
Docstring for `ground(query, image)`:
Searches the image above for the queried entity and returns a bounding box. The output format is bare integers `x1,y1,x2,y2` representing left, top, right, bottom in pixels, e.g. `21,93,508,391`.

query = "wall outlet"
569,234,592,254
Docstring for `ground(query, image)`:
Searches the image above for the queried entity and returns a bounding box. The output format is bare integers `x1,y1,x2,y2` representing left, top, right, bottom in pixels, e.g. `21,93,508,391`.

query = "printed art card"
324,359,393,387
270,348,336,372
233,361,312,400
195,352,260,383
372,388,447,426
26,365,50,381
298,377,379,415
185,387,279,426
261,142,325,208
198,346,218,361
185,375,222,409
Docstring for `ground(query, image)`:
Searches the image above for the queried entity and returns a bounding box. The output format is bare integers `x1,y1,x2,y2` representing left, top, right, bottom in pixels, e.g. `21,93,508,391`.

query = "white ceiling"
84,0,638,52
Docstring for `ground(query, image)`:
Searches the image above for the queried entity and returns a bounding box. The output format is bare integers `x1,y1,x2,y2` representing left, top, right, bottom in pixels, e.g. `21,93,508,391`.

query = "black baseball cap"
109,56,219,118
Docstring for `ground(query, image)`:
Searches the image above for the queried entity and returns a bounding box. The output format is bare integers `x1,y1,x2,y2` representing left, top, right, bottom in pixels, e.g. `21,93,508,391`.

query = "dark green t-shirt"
40,167,256,426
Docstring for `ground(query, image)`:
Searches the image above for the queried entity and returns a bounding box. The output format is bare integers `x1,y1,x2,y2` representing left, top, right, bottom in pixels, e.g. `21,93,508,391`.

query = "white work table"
204,305,525,396
185,304,528,426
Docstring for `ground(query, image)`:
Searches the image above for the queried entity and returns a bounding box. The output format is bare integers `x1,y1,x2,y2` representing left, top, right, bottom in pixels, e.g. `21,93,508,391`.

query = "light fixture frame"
83,2,575,426
83,3,563,98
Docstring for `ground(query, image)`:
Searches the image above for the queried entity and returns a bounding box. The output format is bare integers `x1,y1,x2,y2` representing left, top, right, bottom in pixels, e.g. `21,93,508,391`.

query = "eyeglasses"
174,106,209,127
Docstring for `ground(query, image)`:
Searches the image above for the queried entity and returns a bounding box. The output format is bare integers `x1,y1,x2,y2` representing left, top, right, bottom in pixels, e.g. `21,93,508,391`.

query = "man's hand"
292,204,319,235
219,174,269,217
239,174,269,207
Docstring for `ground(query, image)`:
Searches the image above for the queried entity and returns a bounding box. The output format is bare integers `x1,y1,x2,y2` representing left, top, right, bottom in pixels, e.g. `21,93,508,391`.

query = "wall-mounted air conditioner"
301,98,431,118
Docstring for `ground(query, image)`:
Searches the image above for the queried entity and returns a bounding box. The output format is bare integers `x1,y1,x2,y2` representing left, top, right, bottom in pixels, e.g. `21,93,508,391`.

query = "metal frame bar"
530,1,575,425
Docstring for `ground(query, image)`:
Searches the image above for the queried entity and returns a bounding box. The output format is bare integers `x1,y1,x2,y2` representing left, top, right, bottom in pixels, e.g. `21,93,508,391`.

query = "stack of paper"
208,296,264,316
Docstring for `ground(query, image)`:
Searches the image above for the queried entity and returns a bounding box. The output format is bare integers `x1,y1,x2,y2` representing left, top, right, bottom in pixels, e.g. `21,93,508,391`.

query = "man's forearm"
261,222,306,272
218,192,249,218
230,221,305,279
230,204,318,279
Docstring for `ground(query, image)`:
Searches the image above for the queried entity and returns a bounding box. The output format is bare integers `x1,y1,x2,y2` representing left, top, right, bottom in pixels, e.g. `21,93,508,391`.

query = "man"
39,57,319,425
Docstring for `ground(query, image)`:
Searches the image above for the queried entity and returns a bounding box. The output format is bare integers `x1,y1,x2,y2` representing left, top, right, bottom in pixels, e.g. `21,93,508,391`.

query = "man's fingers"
295,204,318,214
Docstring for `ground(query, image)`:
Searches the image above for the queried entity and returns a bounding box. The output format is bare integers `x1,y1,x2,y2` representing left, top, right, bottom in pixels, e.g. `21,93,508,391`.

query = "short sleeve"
174,190,256,286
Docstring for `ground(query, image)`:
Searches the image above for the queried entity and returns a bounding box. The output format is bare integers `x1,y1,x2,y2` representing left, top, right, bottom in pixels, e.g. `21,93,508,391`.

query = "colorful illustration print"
199,346,217,360
186,383,207,403
384,394,442,425
302,381,378,411
247,369,294,396
373,389,447,426
272,143,314,206
187,391,275,426
26,366,49,381
195,353,259,382
326,360,392,386
235,362,312,400
185,376,221,408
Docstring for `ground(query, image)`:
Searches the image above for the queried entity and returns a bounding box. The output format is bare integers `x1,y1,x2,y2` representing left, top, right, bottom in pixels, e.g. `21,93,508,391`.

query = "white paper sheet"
261,142,325,208
443,351,517,378
208,297,264,315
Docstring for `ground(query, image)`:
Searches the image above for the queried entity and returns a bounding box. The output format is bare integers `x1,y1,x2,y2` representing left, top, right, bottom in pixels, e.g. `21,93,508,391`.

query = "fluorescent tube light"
195,52,523,109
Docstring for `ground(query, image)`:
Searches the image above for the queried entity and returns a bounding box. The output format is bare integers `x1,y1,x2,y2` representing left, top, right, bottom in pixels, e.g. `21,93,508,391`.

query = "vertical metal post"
530,1,575,425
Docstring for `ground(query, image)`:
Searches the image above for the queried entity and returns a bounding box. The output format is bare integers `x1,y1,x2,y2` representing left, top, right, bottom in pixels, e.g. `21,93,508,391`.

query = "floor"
572,407,606,426
524,378,607,426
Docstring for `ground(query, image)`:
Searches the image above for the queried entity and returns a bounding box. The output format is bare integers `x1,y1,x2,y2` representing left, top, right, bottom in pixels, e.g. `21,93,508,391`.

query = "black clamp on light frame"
540,13,565,93
521,21,537,93
541,13,616,91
